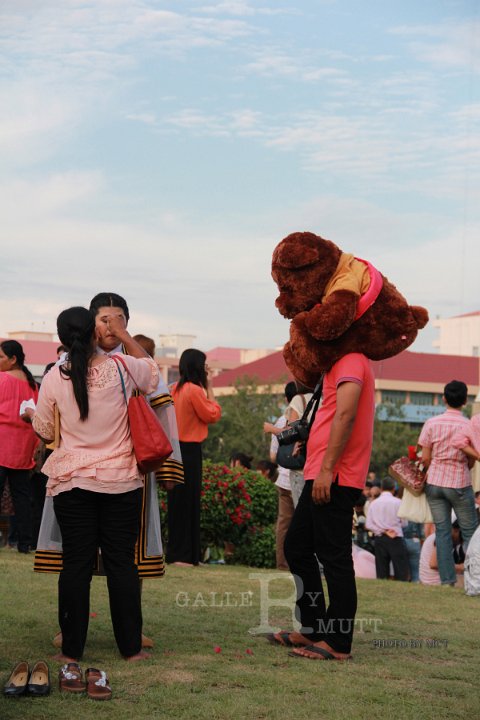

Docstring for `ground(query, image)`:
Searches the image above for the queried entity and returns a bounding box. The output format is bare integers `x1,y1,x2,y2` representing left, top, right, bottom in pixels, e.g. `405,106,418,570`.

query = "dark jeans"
0,466,32,552
374,535,410,581
284,480,362,654
167,441,202,565
53,487,143,659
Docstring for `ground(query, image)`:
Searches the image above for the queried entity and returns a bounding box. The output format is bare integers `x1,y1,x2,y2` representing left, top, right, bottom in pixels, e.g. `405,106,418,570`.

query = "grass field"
1,547,479,720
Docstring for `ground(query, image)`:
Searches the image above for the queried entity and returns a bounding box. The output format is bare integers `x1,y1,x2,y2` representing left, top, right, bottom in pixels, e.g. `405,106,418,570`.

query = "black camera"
277,419,310,446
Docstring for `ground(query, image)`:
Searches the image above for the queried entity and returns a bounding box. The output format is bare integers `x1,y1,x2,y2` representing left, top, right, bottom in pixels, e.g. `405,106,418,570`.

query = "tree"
203,376,285,466
369,402,419,478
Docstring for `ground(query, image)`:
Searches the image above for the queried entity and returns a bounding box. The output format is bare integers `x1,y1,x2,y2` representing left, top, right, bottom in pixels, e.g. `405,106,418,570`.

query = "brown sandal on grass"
85,668,112,701
58,663,85,693
266,631,310,648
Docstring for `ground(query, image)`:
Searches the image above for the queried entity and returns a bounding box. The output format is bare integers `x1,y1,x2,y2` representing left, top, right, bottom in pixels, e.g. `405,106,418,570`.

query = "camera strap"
301,375,324,434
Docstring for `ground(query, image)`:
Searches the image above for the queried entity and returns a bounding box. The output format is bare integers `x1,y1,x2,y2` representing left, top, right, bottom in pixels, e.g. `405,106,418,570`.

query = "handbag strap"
111,356,128,404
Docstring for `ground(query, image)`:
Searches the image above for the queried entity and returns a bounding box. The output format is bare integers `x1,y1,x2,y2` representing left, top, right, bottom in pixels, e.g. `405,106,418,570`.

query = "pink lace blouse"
33,355,159,497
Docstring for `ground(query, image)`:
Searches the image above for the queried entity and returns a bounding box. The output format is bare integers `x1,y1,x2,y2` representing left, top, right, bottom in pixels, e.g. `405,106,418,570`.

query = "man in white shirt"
264,381,298,570
365,476,410,581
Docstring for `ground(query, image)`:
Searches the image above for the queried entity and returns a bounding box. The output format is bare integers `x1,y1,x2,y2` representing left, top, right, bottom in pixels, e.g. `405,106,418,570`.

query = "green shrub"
232,523,276,568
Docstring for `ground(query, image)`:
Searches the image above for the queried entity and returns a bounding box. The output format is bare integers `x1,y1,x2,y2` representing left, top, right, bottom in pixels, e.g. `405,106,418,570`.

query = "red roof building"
212,349,480,423
0,337,59,379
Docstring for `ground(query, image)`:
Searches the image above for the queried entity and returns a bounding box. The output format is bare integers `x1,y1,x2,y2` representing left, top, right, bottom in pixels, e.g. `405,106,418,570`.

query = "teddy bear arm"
304,290,358,341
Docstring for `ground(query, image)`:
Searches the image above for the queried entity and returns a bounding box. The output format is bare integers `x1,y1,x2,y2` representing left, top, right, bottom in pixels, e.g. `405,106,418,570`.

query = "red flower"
407,445,418,461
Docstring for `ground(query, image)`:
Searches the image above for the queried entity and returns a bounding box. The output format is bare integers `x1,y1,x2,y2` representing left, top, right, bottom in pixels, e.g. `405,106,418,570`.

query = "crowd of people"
264,378,480,593
2,301,480,679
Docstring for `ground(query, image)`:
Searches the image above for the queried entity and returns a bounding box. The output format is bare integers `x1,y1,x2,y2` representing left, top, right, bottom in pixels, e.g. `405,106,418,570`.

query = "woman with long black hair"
167,349,221,566
32,306,159,662
0,340,39,553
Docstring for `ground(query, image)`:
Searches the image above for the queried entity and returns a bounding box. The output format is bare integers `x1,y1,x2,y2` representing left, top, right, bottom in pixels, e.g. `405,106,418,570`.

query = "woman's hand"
205,363,217,401
205,363,214,386
106,314,129,342
21,407,35,423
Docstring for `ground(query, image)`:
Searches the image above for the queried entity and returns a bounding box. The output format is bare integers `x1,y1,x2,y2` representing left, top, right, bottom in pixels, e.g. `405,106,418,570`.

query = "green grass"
1,547,479,720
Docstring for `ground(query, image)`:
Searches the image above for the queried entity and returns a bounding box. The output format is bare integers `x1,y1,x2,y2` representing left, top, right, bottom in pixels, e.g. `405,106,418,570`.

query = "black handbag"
276,378,323,471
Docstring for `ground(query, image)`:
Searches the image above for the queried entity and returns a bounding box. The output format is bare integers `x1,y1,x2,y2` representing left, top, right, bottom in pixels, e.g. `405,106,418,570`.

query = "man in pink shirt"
281,353,375,661
418,380,478,585
365,476,409,581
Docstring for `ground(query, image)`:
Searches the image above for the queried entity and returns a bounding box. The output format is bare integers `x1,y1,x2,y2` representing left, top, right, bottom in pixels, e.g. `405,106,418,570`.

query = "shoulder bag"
112,355,173,474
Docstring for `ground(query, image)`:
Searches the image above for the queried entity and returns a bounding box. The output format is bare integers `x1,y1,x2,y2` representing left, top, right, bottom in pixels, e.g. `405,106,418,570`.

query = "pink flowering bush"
200,462,277,548
158,462,277,567
200,462,253,546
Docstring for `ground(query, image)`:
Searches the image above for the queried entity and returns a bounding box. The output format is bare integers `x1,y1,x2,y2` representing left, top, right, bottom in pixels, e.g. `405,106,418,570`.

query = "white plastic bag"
397,488,433,524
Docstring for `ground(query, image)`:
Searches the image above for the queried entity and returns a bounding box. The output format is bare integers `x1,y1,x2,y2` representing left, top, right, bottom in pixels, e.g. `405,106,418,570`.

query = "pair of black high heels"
3,661,50,697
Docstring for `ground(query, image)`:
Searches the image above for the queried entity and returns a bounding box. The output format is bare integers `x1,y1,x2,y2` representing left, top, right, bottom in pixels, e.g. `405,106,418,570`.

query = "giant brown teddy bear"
272,231,429,388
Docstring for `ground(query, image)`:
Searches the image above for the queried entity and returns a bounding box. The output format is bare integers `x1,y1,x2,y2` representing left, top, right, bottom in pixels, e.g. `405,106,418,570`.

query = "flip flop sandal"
267,632,303,648
86,668,112,701
59,662,85,692
288,645,352,661
141,634,154,649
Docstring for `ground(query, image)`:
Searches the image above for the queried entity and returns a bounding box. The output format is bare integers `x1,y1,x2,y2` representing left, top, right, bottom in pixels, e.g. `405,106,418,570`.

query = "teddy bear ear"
274,241,320,269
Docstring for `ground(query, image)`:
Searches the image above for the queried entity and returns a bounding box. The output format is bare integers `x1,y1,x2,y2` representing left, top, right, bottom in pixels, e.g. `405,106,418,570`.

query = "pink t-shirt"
418,409,471,489
303,353,375,489
0,373,39,469
33,355,159,496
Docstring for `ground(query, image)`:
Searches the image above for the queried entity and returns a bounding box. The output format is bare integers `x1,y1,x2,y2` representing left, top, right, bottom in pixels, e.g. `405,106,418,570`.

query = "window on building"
167,368,180,384
473,347,479,357
381,390,407,404
410,392,434,406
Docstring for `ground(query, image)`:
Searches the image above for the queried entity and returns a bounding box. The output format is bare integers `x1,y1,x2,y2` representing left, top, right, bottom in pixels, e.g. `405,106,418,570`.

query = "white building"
157,334,196,358
432,312,480,357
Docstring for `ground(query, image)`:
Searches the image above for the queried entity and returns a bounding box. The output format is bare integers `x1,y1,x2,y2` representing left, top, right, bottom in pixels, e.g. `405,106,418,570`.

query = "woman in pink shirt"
33,307,159,663
0,340,39,553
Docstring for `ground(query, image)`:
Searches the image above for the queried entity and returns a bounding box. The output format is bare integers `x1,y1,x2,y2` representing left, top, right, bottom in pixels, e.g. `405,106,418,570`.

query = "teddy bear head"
272,231,341,318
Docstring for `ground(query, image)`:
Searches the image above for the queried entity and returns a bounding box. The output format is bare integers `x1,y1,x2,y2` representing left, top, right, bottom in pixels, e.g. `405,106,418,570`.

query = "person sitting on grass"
419,521,465,586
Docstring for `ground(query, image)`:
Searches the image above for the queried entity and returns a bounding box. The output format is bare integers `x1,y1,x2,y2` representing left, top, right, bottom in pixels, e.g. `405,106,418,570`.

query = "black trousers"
0,466,32,552
53,487,143,659
284,480,362,654
166,441,202,565
373,535,410,581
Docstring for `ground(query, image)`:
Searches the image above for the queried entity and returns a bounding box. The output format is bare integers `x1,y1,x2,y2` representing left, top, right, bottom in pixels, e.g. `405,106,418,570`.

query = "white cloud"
126,113,157,125
198,1,291,16
244,46,350,83
391,20,480,73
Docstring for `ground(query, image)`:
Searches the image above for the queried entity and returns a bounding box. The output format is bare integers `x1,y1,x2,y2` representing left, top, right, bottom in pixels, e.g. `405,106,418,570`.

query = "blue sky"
1,0,479,353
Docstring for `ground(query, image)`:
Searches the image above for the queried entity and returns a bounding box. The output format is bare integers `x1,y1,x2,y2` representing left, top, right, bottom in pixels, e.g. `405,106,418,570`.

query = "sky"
1,0,479,354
